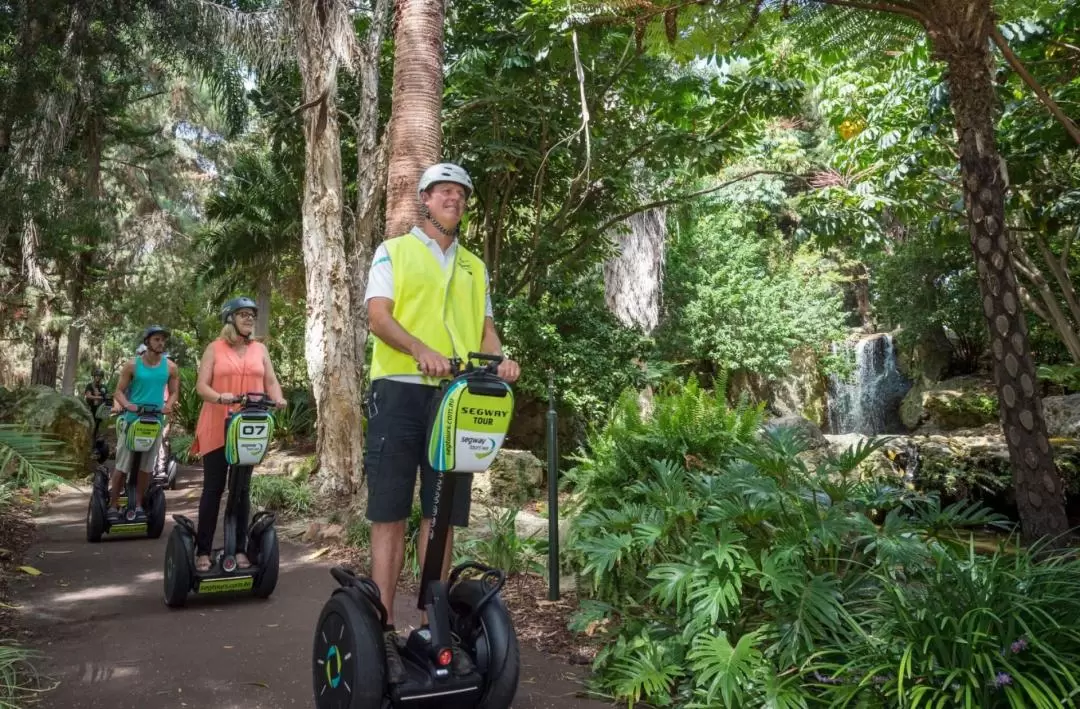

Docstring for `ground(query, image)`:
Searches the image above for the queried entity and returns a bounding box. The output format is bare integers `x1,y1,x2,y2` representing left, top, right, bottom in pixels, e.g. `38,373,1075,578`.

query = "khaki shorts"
115,419,162,474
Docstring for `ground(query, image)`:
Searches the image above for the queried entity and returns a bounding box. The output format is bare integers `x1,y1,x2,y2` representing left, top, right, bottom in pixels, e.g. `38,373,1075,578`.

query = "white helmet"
417,163,473,200
135,344,147,355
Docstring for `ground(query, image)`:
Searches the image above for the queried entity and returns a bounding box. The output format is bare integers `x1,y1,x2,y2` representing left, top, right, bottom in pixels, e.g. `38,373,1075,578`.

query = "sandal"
236,553,251,569
195,555,212,572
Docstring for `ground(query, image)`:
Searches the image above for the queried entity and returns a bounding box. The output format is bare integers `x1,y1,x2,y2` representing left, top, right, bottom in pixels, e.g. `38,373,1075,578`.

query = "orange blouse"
191,339,267,455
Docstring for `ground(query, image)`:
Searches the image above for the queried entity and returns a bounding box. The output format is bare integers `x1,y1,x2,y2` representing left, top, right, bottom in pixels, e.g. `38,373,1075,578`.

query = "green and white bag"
118,414,163,453
225,410,275,466
426,371,514,473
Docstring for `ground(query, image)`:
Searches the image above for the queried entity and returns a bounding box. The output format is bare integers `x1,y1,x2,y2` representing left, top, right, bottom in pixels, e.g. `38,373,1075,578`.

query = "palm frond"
0,425,72,495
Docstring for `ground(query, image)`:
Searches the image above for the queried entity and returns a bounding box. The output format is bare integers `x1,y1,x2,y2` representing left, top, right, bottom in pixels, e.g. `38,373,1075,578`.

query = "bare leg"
135,469,150,508
108,469,124,509
416,518,454,626
370,520,407,627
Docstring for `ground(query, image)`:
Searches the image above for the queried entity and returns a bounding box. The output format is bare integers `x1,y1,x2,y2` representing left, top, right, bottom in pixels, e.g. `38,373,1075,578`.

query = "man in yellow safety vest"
364,162,521,684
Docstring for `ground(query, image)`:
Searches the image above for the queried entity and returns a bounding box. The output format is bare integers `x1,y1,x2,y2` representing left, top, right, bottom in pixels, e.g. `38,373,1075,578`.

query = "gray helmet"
417,163,473,200
92,367,104,377
142,325,170,343
135,344,147,355
220,296,257,324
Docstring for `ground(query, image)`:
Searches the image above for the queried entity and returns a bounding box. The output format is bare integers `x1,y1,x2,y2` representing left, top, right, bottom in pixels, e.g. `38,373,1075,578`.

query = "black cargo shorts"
363,378,473,526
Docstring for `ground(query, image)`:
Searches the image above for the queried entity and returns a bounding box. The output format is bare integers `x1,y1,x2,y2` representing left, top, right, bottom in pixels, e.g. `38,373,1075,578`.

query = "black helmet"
220,296,258,324
142,325,170,343
92,367,104,377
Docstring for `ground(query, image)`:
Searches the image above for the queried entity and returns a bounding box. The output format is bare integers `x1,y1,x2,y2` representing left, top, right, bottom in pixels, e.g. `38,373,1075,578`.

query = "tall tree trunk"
384,0,445,237
60,325,82,395
31,326,60,387
255,273,271,340
930,1,1070,543
291,0,364,497
351,0,391,400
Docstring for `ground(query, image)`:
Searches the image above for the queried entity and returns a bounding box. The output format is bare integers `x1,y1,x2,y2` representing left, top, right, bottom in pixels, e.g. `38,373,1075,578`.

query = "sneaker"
106,508,121,523
383,630,407,685
134,506,146,521
450,633,475,677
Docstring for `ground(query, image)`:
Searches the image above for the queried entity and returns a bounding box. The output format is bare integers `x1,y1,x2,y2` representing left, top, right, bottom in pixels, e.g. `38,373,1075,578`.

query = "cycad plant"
568,380,1080,706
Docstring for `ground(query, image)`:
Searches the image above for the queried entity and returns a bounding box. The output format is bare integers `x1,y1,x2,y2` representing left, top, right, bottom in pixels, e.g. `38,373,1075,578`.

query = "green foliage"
0,641,41,709
272,392,315,445
455,505,545,576
662,194,847,377
170,433,198,465
0,425,71,496
497,278,649,423
568,384,1080,706
172,367,204,435
250,474,312,518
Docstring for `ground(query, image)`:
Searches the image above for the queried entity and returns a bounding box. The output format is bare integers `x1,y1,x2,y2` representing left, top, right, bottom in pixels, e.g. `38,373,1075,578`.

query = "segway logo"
461,436,497,459
198,576,254,593
325,645,342,689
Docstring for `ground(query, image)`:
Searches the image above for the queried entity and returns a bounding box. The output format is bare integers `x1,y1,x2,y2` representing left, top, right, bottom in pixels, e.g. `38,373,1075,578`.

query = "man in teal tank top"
109,326,179,521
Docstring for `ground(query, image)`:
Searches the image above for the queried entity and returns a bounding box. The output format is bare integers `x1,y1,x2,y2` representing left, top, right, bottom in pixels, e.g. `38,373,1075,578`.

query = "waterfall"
827,334,911,435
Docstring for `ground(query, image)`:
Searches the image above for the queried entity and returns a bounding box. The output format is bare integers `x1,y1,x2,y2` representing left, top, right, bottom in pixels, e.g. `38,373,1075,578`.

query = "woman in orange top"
192,296,286,572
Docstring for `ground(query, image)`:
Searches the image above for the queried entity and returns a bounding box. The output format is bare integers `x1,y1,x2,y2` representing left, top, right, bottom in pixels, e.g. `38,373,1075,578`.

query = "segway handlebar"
448,352,504,376
234,392,275,410
129,404,163,416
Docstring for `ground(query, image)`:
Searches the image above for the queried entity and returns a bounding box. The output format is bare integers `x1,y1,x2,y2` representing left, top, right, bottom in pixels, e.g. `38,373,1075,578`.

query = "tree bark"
60,324,82,395
351,0,391,403
930,0,1070,544
291,0,364,497
31,327,60,387
384,0,445,238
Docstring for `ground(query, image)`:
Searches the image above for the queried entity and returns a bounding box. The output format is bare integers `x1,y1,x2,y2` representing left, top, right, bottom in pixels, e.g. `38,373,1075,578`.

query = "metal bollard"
546,371,560,601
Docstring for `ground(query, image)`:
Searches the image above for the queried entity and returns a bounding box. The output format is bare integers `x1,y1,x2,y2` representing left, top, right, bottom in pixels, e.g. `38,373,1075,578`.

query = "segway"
163,392,280,607
312,353,520,709
154,435,180,490
85,405,168,542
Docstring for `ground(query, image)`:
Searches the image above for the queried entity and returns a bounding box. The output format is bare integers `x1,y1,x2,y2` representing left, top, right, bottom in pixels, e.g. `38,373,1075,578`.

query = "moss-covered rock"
474,449,544,506
900,376,999,432
4,385,93,479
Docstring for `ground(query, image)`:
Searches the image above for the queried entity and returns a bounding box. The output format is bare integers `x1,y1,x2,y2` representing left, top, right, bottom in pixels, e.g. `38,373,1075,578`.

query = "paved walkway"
12,465,608,709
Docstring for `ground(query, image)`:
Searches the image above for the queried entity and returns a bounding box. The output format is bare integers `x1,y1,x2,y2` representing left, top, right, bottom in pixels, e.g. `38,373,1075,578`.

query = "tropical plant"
566,379,1080,706
0,641,41,709
0,425,72,496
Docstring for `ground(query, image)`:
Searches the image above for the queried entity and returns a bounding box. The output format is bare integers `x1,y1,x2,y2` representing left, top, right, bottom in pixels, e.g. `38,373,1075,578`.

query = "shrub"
567,382,1080,707
250,474,312,517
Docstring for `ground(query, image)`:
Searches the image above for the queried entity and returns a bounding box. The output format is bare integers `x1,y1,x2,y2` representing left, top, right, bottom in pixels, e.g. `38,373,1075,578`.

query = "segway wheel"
167,458,178,490
312,590,385,709
450,580,520,709
86,492,105,543
146,486,166,539
251,526,279,599
163,527,192,608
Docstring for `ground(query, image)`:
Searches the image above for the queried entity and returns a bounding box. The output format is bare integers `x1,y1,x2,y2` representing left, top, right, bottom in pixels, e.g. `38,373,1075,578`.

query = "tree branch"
815,0,928,27
991,26,1080,148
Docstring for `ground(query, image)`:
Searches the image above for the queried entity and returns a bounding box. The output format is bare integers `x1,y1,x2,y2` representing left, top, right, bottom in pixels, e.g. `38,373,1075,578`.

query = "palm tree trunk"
384,0,445,237
291,0,364,498
931,0,1070,543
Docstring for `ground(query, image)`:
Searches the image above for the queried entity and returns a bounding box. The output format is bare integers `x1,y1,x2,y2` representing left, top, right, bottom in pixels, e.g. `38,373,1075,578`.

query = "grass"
0,642,41,709
250,474,313,517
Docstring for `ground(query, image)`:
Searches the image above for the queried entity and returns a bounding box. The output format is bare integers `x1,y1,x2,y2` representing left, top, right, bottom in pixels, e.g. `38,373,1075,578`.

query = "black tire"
163,527,192,608
450,580,520,709
252,526,279,599
86,492,105,543
146,486,166,539
312,589,386,709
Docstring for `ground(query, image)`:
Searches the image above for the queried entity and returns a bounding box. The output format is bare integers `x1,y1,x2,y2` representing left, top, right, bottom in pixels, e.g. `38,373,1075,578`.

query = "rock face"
763,415,829,449
729,348,829,427
473,449,544,506
2,385,93,479
1042,394,1080,440
900,376,999,432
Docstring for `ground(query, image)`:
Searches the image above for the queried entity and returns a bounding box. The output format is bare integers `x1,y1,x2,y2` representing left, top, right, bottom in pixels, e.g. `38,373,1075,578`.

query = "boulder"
473,449,543,506
1042,394,1080,440
3,385,93,479
258,450,316,479
900,376,999,432
763,415,829,450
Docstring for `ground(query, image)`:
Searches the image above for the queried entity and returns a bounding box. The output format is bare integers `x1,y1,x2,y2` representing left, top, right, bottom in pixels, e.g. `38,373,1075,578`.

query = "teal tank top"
123,356,169,422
